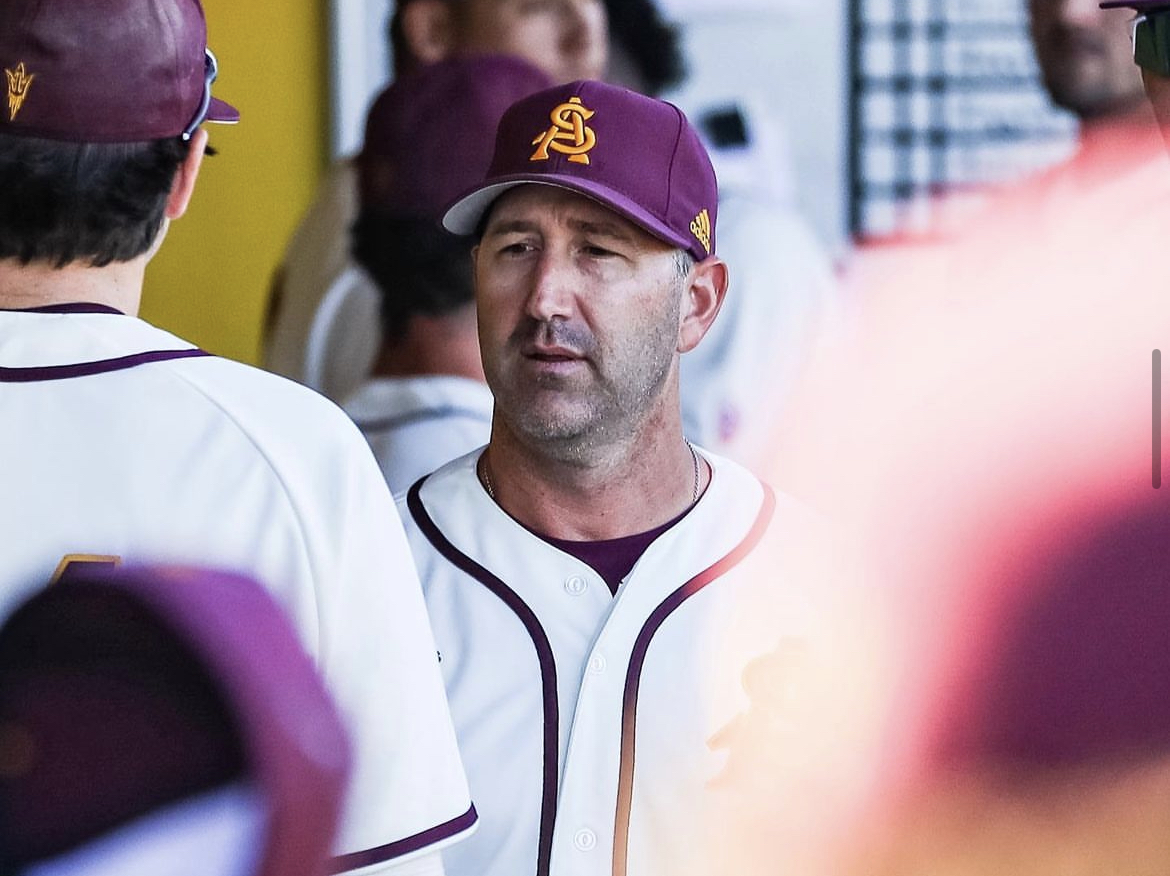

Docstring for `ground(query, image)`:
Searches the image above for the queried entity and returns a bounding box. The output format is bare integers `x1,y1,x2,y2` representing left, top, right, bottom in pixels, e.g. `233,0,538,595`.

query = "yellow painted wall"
142,0,329,365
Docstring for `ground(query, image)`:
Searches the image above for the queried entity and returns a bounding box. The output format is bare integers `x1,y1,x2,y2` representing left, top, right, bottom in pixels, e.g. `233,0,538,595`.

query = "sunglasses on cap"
1102,1,1170,75
181,48,219,141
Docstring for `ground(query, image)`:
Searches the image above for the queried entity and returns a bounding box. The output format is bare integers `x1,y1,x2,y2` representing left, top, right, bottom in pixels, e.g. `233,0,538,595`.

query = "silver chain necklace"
686,440,700,505
481,455,497,500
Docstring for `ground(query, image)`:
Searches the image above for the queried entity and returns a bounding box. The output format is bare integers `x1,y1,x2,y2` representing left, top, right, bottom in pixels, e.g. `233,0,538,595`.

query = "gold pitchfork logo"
6,62,34,122
530,96,597,165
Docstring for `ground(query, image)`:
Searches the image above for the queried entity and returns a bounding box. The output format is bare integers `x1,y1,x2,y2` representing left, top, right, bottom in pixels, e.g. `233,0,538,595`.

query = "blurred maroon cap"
928,491,1170,773
443,79,720,262
0,565,350,875
358,55,553,219
0,0,238,142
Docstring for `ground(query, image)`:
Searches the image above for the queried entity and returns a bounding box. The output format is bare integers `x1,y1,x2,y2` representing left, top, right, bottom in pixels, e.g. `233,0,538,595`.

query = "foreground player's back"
0,0,475,869
0,307,476,869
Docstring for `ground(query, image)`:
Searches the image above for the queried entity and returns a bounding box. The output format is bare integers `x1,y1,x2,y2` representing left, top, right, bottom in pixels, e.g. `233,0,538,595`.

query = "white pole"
327,0,393,159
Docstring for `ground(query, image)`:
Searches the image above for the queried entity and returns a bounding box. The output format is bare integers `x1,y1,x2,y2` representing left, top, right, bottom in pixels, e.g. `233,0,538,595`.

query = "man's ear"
400,0,458,65
678,256,729,354
164,128,208,221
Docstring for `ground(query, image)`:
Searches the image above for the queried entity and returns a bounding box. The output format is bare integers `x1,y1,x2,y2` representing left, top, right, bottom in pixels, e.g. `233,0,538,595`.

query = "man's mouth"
1050,28,1106,60
525,345,585,362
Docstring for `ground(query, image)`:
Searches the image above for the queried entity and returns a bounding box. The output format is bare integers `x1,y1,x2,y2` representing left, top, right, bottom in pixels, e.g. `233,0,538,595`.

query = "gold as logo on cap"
531,96,597,165
49,554,122,586
5,62,34,122
690,208,712,255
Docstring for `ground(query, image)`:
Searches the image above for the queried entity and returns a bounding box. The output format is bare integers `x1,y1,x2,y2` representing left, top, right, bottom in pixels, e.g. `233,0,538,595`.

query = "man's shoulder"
395,449,484,514
695,448,820,551
176,348,359,430
697,447,771,510
123,332,383,498
396,451,509,586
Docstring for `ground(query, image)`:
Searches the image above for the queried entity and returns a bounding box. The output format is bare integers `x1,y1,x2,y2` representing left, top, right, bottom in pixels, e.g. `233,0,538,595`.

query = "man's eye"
500,242,534,256
583,245,615,258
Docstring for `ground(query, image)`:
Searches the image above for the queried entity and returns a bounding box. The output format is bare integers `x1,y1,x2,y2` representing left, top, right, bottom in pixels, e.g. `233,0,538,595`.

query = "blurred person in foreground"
341,56,552,494
0,1,474,872
743,3,1170,861
0,566,349,876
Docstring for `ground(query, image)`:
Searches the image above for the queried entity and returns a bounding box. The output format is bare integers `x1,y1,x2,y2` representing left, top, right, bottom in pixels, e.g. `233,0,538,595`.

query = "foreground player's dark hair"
352,210,476,341
0,134,191,268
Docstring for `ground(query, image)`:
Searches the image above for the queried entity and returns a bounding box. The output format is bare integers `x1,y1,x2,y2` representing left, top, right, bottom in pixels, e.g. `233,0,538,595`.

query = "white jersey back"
0,307,475,872
344,375,493,496
400,449,820,876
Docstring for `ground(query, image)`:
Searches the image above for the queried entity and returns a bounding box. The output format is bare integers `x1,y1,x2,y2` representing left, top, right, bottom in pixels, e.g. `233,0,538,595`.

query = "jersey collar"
1,303,125,315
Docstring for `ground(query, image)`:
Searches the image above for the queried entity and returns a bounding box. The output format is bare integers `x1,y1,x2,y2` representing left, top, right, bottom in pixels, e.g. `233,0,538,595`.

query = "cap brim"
206,96,240,125
443,175,692,252
1099,1,1170,8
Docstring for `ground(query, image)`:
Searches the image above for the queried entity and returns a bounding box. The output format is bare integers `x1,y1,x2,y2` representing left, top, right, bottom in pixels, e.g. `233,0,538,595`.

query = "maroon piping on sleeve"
327,804,478,873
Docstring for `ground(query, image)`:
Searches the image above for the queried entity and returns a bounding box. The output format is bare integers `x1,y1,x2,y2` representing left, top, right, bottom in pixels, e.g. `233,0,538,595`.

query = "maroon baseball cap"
359,55,553,218
1099,1,1170,8
0,0,239,143
443,79,719,262
0,566,349,872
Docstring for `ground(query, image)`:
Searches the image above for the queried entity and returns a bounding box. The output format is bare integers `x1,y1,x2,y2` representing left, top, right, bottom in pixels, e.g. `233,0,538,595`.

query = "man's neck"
482,410,709,542
373,307,485,381
1075,101,1164,171
0,257,146,315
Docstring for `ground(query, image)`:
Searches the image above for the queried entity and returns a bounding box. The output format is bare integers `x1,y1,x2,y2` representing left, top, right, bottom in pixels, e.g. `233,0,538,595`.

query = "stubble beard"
487,306,680,466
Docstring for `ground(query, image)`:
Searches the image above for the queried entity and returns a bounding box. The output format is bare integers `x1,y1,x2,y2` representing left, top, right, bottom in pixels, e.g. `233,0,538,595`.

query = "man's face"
453,0,607,85
474,185,685,452
1029,0,1146,119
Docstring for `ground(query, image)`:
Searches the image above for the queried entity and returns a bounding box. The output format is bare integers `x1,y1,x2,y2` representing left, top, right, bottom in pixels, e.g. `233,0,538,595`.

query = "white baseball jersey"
399,448,816,876
0,305,476,874
344,375,493,496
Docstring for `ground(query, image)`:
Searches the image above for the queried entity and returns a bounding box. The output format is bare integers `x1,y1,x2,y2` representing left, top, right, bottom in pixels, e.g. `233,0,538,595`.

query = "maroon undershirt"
539,503,698,595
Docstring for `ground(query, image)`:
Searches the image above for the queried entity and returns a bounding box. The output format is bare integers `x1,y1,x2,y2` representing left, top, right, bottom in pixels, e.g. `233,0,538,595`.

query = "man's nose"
525,251,577,323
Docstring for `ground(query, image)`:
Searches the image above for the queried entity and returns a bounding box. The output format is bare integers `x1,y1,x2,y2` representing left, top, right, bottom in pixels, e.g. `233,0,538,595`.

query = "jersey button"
588,654,607,675
573,828,597,852
564,575,588,596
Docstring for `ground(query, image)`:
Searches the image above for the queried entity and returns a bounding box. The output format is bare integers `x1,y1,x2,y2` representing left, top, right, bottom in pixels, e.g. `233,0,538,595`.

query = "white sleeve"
304,428,476,873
